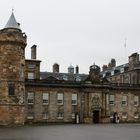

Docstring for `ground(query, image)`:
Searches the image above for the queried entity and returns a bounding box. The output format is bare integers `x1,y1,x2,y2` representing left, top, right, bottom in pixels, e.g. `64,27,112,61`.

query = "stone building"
0,12,140,126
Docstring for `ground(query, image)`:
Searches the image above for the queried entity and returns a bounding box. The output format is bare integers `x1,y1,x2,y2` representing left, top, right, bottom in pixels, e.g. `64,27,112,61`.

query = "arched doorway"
93,110,100,123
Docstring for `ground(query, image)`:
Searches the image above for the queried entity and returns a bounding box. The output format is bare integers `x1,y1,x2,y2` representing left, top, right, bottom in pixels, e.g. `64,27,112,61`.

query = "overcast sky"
1,0,140,73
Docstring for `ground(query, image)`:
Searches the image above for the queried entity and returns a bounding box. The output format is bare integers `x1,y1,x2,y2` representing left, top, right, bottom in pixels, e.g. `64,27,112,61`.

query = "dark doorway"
93,110,99,123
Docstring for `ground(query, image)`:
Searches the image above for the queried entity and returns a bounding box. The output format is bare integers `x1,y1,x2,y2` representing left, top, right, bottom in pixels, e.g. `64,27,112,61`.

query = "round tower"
0,12,27,126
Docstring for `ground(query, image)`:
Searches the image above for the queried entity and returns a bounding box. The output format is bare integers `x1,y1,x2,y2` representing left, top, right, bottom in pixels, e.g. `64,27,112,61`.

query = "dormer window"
62,75,68,81
111,70,114,76
120,68,124,73
76,76,81,81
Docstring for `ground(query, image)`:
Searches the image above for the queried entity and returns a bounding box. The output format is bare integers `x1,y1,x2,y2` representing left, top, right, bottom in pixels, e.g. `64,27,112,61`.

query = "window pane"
43,112,48,120
72,94,77,105
109,95,115,105
43,93,49,104
57,93,63,105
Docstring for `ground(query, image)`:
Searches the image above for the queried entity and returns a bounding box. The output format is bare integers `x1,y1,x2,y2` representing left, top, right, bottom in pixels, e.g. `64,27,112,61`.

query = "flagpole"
124,38,127,62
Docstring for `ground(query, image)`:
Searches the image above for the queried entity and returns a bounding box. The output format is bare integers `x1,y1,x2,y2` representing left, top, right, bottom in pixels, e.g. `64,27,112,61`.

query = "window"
72,113,75,119
134,112,139,119
122,113,127,119
72,94,77,105
111,71,114,76
27,112,34,119
134,96,139,106
43,112,49,120
43,93,49,105
109,95,115,106
120,68,124,73
57,93,63,105
57,112,64,119
122,96,127,106
110,112,114,119
8,83,15,96
28,72,34,80
62,75,68,81
27,92,34,104
76,76,81,81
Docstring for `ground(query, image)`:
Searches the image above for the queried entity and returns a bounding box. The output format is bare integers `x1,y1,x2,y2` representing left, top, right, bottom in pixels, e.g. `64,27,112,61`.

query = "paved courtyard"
0,124,140,140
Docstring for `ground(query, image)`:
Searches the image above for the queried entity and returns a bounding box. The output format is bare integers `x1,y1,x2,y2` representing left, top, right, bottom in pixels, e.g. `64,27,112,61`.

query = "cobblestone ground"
0,124,140,140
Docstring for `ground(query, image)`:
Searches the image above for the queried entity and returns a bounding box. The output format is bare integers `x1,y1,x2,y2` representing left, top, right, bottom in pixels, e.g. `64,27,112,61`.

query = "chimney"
111,58,116,67
75,65,79,74
129,52,139,70
102,65,108,71
53,63,59,73
31,45,37,59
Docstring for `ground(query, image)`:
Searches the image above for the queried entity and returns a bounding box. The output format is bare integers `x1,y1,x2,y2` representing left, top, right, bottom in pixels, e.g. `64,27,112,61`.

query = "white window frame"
43,93,49,105
57,93,63,105
72,94,77,105
27,92,34,104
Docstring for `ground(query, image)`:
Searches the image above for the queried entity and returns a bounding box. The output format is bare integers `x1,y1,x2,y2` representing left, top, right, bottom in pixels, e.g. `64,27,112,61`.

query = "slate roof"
4,12,20,30
100,62,140,77
40,72,88,81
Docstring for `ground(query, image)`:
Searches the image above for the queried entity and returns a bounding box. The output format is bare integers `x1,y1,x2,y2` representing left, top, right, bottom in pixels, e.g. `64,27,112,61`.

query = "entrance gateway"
93,110,100,123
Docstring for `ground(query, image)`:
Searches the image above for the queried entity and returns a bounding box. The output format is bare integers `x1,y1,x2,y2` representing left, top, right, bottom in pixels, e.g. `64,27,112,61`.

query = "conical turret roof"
4,12,20,30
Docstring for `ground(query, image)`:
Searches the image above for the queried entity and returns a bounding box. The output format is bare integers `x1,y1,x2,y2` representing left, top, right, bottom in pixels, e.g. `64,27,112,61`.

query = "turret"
0,12,27,126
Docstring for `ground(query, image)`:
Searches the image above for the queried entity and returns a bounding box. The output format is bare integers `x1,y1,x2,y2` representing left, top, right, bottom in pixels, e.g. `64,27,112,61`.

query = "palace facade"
0,12,140,126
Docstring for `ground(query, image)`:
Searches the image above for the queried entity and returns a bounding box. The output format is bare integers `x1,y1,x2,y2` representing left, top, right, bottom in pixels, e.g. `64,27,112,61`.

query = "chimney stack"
31,45,37,59
75,65,79,74
53,63,59,73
